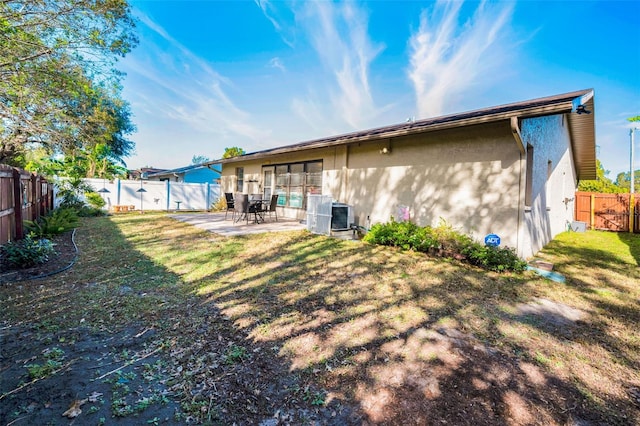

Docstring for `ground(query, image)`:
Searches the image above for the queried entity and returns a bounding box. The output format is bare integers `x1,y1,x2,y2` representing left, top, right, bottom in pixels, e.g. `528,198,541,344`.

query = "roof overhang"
567,92,596,180
207,89,596,180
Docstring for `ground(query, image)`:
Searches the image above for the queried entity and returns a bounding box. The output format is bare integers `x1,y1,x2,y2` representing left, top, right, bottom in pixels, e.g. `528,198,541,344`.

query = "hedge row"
363,219,527,273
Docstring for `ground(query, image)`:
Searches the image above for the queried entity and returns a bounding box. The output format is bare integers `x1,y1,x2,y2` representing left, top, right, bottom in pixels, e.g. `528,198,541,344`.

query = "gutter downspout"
510,117,525,257
206,164,222,173
510,116,525,155
206,163,223,191
166,180,171,211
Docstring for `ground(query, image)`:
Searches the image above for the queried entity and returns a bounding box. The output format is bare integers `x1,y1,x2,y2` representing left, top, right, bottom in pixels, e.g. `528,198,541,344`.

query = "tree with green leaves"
222,147,245,159
614,170,640,193
578,159,622,193
25,142,128,180
0,0,137,168
191,155,210,165
623,115,640,193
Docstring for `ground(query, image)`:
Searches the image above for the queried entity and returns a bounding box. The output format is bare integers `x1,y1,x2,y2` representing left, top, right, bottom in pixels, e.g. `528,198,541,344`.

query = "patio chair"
264,194,278,221
224,192,235,220
234,193,249,224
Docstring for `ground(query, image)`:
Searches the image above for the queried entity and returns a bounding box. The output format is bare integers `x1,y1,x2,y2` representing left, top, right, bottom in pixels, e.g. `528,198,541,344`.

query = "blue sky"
120,0,640,180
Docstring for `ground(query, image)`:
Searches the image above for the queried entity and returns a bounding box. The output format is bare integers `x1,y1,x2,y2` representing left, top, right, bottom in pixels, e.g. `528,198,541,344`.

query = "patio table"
249,199,270,223
234,195,269,224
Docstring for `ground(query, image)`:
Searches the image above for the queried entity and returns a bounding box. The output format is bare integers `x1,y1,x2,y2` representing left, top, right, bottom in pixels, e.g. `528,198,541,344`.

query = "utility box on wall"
331,203,354,231
570,221,587,232
306,196,354,234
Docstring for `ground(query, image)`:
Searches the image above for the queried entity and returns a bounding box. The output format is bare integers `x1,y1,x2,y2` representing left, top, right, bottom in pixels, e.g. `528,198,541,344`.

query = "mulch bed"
0,231,77,284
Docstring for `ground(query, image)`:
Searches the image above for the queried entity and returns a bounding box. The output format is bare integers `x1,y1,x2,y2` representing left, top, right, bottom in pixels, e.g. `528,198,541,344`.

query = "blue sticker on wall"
484,234,501,247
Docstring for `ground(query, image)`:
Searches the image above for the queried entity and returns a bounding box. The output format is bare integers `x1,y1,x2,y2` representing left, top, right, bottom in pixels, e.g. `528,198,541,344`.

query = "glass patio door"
262,167,274,200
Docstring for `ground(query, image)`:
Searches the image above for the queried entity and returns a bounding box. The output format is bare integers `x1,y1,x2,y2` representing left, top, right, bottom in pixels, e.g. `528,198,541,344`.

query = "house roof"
209,89,596,180
147,163,221,178
129,167,168,179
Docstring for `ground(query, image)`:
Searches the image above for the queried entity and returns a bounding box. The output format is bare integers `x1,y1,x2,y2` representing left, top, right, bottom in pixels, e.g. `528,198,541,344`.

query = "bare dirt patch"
515,297,588,327
0,222,360,425
1,324,178,424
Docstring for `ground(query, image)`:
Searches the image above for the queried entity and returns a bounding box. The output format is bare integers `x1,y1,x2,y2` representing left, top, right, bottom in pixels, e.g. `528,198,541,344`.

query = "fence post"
206,183,211,212
48,182,54,211
166,180,171,211
590,193,595,230
12,168,23,240
36,176,43,218
30,173,38,221
631,194,635,234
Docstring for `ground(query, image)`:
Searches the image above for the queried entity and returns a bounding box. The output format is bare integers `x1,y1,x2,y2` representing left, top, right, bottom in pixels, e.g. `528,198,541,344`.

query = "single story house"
146,163,221,184
208,89,596,258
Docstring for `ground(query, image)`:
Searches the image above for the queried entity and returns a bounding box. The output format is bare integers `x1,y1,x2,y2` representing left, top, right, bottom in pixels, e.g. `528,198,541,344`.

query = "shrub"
407,225,438,252
56,177,93,210
363,222,395,246
210,196,227,212
25,208,79,237
364,220,421,249
1,234,55,269
76,206,107,217
463,243,528,272
431,218,474,252
85,192,106,209
364,218,526,273
389,221,421,250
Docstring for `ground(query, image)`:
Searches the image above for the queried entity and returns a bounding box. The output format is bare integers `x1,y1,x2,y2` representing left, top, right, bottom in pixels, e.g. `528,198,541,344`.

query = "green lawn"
2,214,638,424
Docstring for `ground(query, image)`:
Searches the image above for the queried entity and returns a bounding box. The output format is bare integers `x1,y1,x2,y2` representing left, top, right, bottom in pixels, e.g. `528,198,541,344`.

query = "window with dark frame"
525,145,534,207
271,160,323,209
236,167,244,192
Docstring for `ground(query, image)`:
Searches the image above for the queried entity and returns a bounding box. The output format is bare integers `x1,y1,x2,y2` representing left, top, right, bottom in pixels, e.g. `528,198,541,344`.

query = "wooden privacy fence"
575,191,639,233
0,165,54,244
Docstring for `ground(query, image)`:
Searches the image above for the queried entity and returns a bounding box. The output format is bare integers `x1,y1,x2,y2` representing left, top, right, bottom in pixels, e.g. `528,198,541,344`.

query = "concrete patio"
168,212,307,236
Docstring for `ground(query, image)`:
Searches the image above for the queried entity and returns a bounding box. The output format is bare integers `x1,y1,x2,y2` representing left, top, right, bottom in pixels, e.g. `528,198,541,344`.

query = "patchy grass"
1,214,639,425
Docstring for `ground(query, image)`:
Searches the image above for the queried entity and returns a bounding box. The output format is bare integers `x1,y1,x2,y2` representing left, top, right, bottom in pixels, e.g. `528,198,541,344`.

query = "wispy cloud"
408,1,515,118
269,57,286,72
125,11,267,144
256,1,387,131
301,1,385,129
254,0,296,48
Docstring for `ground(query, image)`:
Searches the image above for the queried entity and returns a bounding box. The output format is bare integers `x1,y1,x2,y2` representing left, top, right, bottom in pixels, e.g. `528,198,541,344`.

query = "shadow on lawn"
145,220,638,425
0,215,356,425
9,215,630,425
617,231,640,266
528,232,640,375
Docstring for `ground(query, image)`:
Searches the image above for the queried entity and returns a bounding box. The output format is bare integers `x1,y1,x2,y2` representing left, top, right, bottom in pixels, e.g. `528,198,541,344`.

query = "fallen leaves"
87,391,103,402
62,398,87,418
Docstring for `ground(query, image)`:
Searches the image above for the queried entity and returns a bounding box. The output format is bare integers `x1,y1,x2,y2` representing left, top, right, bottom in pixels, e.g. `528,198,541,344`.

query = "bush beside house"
364,219,527,273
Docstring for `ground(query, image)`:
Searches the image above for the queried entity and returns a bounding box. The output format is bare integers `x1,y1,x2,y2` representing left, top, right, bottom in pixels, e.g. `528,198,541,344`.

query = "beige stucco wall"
219,116,578,257
221,121,528,250
340,122,523,248
519,114,577,258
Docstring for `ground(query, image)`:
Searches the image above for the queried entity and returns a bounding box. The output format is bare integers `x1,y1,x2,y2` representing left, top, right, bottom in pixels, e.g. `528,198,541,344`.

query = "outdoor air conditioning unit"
331,203,353,231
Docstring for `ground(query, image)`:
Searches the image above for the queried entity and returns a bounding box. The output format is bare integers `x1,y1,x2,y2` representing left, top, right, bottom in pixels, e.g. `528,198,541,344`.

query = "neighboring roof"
134,167,168,174
208,89,596,180
147,163,221,178
129,167,168,179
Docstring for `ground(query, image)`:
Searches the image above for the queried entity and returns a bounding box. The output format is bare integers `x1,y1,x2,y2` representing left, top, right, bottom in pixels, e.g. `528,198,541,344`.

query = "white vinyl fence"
58,178,221,211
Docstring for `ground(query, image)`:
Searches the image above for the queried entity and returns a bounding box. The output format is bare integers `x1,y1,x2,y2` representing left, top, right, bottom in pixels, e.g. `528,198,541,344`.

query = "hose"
5,228,79,283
